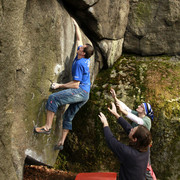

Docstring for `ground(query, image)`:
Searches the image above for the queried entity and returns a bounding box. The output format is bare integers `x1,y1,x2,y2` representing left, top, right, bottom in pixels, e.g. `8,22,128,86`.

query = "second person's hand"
108,102,120,119
116,101,128,115
110,88,117,99
98,112,109,127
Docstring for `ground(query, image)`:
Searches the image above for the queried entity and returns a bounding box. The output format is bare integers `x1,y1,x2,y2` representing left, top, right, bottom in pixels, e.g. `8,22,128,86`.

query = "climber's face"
77,45,86,58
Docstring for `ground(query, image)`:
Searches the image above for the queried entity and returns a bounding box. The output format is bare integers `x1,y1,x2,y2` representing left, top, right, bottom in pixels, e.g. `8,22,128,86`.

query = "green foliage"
54,153,68,171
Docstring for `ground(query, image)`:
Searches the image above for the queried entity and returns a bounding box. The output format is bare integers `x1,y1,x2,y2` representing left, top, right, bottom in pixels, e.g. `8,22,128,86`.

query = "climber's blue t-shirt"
72,46,91,93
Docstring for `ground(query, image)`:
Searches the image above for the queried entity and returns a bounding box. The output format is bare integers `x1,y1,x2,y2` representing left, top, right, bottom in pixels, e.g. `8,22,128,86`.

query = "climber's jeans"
46,87,89,130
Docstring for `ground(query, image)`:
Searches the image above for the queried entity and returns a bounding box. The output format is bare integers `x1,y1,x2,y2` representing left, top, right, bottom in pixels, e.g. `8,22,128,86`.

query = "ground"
23,165,76,180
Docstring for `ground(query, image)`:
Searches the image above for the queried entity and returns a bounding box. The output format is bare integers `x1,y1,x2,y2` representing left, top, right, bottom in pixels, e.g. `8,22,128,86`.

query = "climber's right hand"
51,83,60,89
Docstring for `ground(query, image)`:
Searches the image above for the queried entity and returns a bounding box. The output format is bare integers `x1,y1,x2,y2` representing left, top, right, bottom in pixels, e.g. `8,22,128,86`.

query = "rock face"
0,0,93,179
0,0,129,179
0,0,180,179
62,0,130,67
123,0,180,55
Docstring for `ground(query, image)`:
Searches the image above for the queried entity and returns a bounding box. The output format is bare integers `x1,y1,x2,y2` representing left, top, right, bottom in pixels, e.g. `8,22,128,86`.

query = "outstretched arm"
110,88,132,112
111,88,144,125
108,102,132,134
72,19,83,46
108,102,120,119
98,112,131,163
110,88,119,102
98,112,109,127
126,113,144,125
116,101,144,125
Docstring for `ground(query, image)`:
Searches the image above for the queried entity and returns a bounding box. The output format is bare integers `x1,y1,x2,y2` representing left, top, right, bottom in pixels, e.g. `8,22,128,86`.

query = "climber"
110,88,157,180
34,19,94,151
99,102,152,180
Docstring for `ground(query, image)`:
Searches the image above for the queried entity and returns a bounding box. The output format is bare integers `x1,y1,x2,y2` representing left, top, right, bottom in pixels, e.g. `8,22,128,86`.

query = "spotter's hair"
129,125,152,152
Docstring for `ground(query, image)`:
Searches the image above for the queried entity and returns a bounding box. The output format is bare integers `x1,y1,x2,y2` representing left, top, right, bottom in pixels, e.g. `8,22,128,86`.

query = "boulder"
123,0,180,55
62,0,130,66
0,0,129,179
0,0,95,179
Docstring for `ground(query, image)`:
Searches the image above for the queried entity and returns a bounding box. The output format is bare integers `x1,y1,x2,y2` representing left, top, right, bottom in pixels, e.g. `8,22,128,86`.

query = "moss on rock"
56,54,180,180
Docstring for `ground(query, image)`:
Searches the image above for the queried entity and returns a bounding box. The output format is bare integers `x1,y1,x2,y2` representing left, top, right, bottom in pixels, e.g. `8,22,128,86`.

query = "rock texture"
123,0,180,55
0,0,129,179
62,0,130,66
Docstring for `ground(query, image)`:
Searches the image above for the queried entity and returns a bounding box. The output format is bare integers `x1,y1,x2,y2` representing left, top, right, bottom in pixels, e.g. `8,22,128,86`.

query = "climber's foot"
54,143,64,151
34,126,51,135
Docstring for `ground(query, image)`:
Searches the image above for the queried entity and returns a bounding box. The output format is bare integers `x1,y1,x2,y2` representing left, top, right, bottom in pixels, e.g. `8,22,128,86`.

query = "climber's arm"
51,81,80,89
73,19,83,46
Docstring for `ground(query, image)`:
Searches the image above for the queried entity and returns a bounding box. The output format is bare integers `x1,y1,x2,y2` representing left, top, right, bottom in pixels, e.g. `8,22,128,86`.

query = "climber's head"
77,44,94,59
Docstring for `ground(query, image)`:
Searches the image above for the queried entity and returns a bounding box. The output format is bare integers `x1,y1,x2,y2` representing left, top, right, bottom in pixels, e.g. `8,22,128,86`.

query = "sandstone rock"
0,0,95,179
63,0,130,66
63,0,129,39
123,0,180,55
98,39,124,67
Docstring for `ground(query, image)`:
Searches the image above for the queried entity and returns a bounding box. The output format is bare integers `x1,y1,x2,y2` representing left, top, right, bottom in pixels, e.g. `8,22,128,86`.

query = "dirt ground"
23,165,77,180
